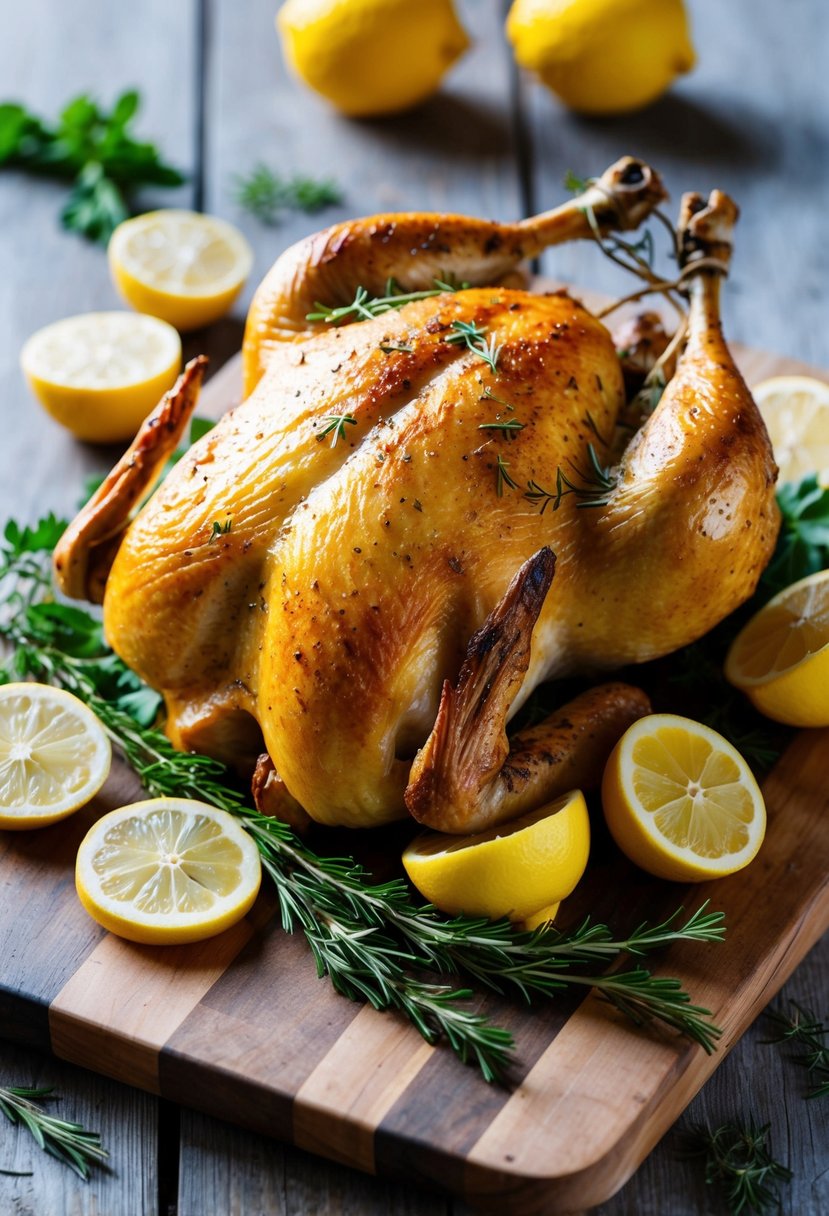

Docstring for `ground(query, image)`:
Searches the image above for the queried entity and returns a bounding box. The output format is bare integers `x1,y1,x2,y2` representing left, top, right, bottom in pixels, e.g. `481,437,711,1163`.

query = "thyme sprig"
307,276,468,325
233,163,341,224
765,1002,829,1098
685,1121,792,1215
0,1084,108,1180
316,413,357,446
525,443,616,514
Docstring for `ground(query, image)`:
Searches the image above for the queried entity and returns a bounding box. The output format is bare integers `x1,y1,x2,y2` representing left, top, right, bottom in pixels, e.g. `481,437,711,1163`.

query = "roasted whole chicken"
55,159,779,832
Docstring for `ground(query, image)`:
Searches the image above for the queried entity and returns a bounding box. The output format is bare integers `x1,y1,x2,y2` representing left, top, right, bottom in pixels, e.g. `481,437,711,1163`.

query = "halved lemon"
752,374,829,485
725,569,829,727
21,311,181,443
601,714,766,883
109,210,253,332
75,798,262,945
402,790,590,923
0,683,111,830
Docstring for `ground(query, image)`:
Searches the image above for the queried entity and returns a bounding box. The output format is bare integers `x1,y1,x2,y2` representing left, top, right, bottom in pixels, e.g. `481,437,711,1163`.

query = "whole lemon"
277,0,470,117
506,0,696,115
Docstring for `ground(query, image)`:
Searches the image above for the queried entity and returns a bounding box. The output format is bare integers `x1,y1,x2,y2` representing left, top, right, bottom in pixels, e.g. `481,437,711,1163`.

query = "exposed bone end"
585,157,668,232
678,189,740,274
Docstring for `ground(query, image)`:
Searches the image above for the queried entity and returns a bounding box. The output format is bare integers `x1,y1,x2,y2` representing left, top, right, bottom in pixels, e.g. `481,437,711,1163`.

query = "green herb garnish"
446,319,500,373
765,1001,829,1098
0,510,726,1082
316,413,357,446
233,162,342,224
0,90,184,243
209,519,233,543
0,1084,108,1180
685,1121,792,1214
307,277,468,325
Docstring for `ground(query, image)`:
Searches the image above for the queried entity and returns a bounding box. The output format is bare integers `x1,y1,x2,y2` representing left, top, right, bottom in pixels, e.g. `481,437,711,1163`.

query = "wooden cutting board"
1,324,828,1215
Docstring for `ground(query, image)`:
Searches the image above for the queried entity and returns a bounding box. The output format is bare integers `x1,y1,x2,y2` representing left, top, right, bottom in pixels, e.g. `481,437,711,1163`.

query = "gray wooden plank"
202,0,524,320
0,1039,156,1216
0,0,197,527
178,1112,449,1216
522,0,829,367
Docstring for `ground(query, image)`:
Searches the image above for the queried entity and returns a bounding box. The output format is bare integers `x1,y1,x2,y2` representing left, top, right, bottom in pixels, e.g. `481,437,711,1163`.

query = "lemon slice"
0,683,111,830
725,569,829,727
601,714,766,882
76,799,262,945
402,790,590,923
752,374,829,485
109,210,253,332
21,311,181,444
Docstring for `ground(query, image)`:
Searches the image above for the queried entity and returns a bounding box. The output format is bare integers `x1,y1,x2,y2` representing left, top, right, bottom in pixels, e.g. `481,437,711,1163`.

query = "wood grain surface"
1,0,827,1212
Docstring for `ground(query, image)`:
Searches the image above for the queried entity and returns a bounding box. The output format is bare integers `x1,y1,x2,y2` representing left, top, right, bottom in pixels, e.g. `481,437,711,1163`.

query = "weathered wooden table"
1,1,827,1212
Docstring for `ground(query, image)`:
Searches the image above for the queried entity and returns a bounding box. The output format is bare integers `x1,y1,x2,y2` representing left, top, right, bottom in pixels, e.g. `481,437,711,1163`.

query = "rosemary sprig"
479,419,524,440
0,1085,108,1180
446,319,500,372
0,514,725,1081
765,1002,829,1098
232,163,342,224
495,453,519,497
685,1121,792,1215
316,413,357,447
379,341,414,354
307,276,468,325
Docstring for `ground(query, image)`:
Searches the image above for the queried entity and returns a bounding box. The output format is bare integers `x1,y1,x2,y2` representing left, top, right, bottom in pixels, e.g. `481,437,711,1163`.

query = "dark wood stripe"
159,920,365,1143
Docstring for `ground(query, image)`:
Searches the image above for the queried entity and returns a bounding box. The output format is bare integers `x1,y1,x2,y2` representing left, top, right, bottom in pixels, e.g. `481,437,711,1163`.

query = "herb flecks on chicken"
54,160,779,832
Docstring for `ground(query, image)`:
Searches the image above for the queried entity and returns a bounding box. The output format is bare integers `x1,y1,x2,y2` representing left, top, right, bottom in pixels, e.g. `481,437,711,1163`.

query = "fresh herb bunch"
765,1001,829,1099
0,510,725,1082
233,163,342,224
0,1084,107,1180
685,1121,792,1215
0,90,184,243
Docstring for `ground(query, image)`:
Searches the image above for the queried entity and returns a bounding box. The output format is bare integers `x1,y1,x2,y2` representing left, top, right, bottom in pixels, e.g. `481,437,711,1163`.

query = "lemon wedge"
0,683,111,830
601,714,766,883
402,790,590,923
752,374,829,485
109,210,253,332
21,311,181,443
725,569,829,727
75,798,262,945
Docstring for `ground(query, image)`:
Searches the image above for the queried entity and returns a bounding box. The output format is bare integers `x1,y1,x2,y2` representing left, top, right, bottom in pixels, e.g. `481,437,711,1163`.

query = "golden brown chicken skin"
55,164,779,831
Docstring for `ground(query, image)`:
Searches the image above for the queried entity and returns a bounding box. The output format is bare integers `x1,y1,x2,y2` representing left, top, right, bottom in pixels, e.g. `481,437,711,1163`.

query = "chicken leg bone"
242,156,667,392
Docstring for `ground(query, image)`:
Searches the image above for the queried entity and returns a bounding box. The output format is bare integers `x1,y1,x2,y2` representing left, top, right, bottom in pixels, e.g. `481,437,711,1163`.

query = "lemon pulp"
109,211,253,332
725,569,829,726
20,312,181,443
752,374,829,485
76,798,262,944
601,715,766,882
0,683,111,829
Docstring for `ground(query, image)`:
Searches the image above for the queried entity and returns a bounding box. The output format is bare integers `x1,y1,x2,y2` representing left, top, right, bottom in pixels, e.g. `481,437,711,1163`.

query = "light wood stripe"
466,993,682,1180
49,920,254,1092
293,1006,435,1173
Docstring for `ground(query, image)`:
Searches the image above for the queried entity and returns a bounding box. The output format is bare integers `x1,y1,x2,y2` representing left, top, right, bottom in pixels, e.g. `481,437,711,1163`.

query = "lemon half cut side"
75,798,262,945
725,569,829,727
601,714,766,883
109,210,253,332
0,683,112,830
21,311,181,443
752,374,829,486
402,789,590,923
